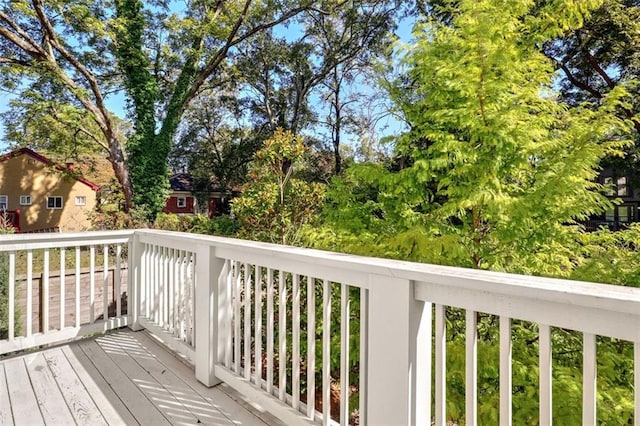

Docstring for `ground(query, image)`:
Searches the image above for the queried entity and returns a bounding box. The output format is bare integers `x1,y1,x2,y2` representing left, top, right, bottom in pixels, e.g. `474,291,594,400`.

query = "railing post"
128,232,144,331
367,275,431,426
194,243,225,387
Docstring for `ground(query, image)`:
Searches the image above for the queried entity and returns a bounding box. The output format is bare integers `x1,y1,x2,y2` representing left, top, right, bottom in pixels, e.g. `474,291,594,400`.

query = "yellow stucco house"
0,148,100,232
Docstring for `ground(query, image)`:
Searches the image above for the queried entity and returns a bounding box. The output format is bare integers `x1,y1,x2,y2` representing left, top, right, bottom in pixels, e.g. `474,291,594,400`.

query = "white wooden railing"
1,229,640,425
0,230,132,354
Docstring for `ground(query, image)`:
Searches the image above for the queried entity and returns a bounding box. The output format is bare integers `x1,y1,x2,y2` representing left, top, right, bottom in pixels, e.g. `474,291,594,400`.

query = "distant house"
163,173,230,217
0,148,100,232
585,168,640,231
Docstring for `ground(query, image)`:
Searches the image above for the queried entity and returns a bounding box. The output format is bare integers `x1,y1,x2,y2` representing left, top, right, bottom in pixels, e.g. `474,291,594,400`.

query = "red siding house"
163,173,229,216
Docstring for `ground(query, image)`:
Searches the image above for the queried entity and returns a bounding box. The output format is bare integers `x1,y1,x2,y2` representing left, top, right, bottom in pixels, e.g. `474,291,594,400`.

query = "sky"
0,10,415,154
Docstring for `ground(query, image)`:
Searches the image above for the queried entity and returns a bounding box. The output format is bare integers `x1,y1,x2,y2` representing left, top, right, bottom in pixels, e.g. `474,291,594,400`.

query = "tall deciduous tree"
0,0,319,217
236,1,397,174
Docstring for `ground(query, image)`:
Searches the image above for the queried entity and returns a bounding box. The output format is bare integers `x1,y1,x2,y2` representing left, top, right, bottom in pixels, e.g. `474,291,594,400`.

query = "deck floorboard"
0,330,275,426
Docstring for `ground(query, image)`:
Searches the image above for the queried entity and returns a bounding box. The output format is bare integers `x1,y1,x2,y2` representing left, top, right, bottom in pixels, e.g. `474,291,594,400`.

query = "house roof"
169,173,194,192
169,173,226,193
0,147,101,191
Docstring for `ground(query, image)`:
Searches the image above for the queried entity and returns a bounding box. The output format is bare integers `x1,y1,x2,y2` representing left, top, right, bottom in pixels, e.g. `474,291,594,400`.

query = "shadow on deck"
0,330,283,426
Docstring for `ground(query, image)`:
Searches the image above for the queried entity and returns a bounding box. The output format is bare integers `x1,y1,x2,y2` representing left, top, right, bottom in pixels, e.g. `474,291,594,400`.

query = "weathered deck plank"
77,339,172,426
134,331,282,426
0,364,14,426
0,330,275,426
43,347,109,426
23,352,76,425
61,344,138,425
3,358,44,425
99,332,235,425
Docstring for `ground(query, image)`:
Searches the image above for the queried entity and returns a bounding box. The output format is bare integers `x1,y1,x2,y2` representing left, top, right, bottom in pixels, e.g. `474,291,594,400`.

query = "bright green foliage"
302,1,638,423
395,0,630,273
233,129,325,245
571,223,640,286
153,213,238,236
313,0,633,277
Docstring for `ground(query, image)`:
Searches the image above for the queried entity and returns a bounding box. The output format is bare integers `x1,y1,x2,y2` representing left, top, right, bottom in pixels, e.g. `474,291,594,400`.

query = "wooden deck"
0,330,282,425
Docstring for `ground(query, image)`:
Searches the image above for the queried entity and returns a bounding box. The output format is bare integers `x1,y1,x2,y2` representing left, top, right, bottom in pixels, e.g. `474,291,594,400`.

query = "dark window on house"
605,208,615,222
47,196,63,209
617,177,628,196
20,195,31,205
619,205,633,222
177,197,187,208
0,195,7,210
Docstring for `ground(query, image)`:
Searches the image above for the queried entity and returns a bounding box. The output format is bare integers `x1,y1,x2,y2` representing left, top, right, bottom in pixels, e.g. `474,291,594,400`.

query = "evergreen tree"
319,0,633,277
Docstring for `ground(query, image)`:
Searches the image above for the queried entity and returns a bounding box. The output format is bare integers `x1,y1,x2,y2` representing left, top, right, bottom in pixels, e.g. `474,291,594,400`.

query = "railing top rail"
136,229,640,315
0,229,134,251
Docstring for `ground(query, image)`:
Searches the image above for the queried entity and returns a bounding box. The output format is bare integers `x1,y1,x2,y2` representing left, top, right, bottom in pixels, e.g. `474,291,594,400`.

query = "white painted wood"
137,317,196,362
8,251,15,340
147,244,152,319
322,279,331,426
103,244,109,320
366,274,430,426
414,278,640,342
153,245,158,324
307,276,316,419
5,229,640,425
75,247,81,327
0,365,13,425
170,248,177,334
217,258,231,369
500,316,512,426
90,245,95,323
279,270,287,402
435,304,446,426
359,286,369,426
163,246,169,329
293,273,301,411
466,310,477,426
267,267,275,394
255,265,263,387
635,342,640,426
131,240,143,323
244,262,252,380
43,249,50,333
0,318,128,355
340,282,349,425
179,250,186,340
215,365,316,426
60,248,66,329
583,333,597,425
539,324,552,426
0,230,132,251
158,247,165,328
234,260,242,374
26,249,32,337
169,248,175,333
23,352,76,424
195,244,223,387
115,244,122,318
3,357,44,424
